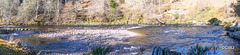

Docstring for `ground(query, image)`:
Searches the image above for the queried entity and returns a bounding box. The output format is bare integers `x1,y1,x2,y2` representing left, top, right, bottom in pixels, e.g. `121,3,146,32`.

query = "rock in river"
226,23,240,40
227,31,240,40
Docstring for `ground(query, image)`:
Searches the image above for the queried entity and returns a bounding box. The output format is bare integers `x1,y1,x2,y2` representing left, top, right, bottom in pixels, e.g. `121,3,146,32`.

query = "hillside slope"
0,0,239,26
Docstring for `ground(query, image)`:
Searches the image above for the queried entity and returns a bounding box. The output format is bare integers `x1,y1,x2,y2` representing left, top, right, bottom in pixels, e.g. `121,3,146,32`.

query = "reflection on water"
13,37,65,45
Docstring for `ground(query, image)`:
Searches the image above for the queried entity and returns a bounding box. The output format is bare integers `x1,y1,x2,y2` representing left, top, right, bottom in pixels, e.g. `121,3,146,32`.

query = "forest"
0,0,238,26
0,0,127,25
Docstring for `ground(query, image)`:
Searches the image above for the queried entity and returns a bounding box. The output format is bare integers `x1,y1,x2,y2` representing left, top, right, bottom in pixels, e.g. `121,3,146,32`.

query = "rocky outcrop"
226,23,240,32
227,31,240,39
226,23,240,40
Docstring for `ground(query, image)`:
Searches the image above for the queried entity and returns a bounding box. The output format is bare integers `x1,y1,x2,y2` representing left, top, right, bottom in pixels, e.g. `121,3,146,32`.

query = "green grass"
0,39,36,55
187,44,211,55
110,0,117,8
86,46,113,55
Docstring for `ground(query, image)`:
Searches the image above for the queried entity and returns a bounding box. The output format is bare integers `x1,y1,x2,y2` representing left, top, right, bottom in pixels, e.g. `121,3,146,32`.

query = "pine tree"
110,0,117,8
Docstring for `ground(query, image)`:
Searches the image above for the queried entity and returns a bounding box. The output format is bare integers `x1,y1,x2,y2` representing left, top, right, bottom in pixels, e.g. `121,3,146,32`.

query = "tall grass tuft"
152,46,181,55
187,44,211,55
86,46,113,55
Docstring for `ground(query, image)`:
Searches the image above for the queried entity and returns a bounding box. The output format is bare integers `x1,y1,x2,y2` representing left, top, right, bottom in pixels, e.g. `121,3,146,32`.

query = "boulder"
226,23,240,32
227,31,240,40
226,23,240,40
226,27,240,32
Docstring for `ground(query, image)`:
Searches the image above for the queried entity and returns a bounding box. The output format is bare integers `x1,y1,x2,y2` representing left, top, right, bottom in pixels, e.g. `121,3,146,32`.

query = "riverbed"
0,25,239,55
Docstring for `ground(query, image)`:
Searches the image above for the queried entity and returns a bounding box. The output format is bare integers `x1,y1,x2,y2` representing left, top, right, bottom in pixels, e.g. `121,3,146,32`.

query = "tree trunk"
36,0,39,19
56,0,60,23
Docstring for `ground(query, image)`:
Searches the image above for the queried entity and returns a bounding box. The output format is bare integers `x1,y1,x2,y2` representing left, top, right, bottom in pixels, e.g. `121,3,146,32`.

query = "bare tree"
44,0,53,17
36,0,39,19
19,0,37,22
0,0,20,24
159,0,161,12
55,0,60,23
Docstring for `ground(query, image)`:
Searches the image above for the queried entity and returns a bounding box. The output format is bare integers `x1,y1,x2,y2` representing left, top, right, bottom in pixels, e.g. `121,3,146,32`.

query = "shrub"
86,46,113,55
110,0,117,8
187,44,211,55
139,47,145,54
208,18,221,26
152,46,181,55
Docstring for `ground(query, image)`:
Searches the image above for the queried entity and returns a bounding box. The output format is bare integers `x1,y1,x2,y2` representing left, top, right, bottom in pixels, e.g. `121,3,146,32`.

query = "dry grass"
0,39,35,55
160,0,238,25
0,39,24,55
0,0,239,25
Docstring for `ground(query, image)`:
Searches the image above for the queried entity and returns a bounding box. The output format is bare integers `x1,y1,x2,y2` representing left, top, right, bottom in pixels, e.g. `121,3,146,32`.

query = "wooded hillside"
0,0,239,25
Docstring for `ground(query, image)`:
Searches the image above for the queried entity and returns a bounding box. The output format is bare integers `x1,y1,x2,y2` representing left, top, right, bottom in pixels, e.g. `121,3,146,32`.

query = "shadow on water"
13,37,65,45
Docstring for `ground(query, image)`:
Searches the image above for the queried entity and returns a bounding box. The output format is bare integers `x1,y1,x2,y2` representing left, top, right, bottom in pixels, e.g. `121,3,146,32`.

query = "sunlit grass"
0,39,36,55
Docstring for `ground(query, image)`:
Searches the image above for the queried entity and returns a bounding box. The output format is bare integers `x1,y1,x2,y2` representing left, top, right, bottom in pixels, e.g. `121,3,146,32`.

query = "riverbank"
0,39,35,55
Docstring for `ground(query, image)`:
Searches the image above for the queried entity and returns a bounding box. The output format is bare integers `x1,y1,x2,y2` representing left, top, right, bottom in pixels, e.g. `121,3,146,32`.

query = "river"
0,25,239,55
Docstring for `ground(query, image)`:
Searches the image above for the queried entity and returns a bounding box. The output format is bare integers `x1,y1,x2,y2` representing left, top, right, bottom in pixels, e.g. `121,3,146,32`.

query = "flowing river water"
0,25,239,55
